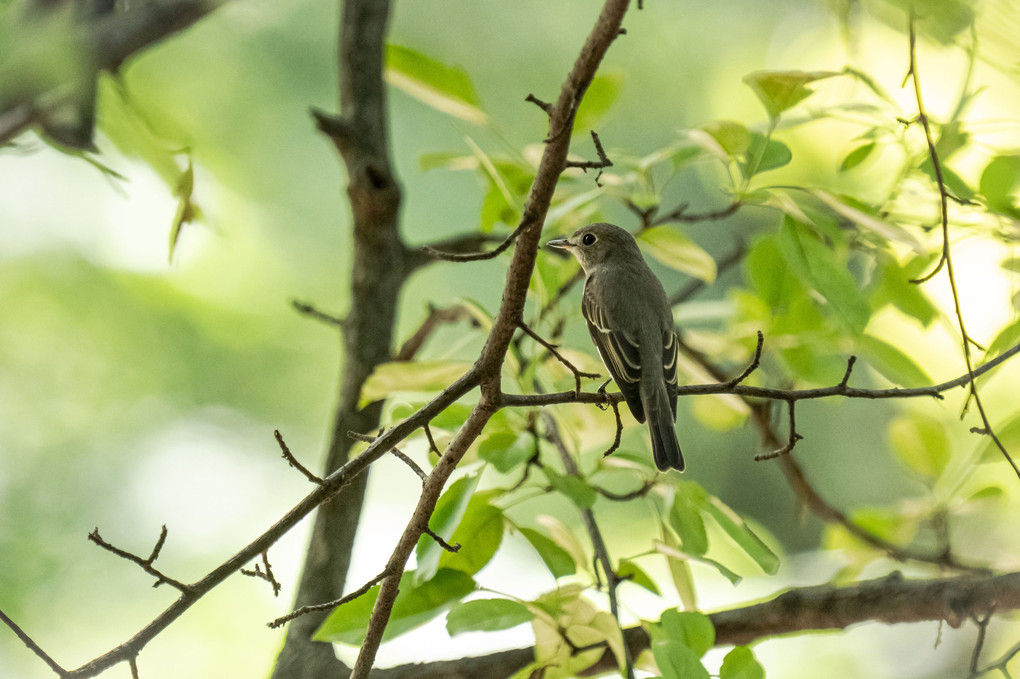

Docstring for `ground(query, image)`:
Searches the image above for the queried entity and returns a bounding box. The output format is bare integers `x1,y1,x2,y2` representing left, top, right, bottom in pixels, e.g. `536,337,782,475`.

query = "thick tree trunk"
270,0,406,676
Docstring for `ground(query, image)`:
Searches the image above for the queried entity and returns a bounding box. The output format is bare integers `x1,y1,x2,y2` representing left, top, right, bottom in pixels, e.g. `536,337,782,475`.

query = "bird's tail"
642,379,684,472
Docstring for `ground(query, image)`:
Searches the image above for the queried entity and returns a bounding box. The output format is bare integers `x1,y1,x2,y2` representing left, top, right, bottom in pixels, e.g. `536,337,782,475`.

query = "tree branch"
347,1,634,675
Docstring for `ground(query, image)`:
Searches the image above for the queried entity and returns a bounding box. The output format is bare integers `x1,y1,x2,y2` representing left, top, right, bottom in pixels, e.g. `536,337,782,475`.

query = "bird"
546,223,684,472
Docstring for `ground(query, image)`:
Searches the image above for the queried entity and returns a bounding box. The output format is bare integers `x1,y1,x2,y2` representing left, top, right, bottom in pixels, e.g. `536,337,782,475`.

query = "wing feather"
583,289,645,422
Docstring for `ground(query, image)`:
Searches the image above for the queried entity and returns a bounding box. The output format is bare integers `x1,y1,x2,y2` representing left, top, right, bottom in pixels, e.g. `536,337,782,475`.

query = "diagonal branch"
347,1,634,675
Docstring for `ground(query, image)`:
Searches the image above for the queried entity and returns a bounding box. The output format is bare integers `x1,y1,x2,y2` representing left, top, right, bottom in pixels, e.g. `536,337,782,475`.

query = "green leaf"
439,491,504,576
778,218,871,335
359,360,470,407
858,334,931,387
653,640,710,679
669,491,709,556
419,151,476,172
536,515,588,570
700,496,780,575
739,131,791,179
573,71,623,135
812,189,924,252
384,44,488,125
743,70,840,120
653,537,697,606
697,120,751,158
839,142,876,172
986,317,1020,359
446,598,533,636
617,559,660,596
869,253,937,326
478,430,534,473
416,475,480,582
919,159,975,202
521,528,576,578
660,610,715,657
744,234,803,308
979,155,1020,219
545,467,598,509
889,414,950,480
313,568,475,645
638,226,717,282
720,646,766,679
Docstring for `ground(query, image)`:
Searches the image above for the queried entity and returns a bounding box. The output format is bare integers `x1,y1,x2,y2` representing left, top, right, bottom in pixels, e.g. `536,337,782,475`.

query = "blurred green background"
3,0,1020,677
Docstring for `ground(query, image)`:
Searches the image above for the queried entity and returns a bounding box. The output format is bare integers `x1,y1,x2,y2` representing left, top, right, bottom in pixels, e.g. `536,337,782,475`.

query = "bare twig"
268,570,392,630
421,220,532,262
755,400,802,461
526,93,554,115
518,320,600,394
720,330,764,389
291,300,346,329
422,527,462,553
0,608,67,676
601,398,624,459
88,526,191,592
275,429,324,485
240,551,282,597
565,131,614,183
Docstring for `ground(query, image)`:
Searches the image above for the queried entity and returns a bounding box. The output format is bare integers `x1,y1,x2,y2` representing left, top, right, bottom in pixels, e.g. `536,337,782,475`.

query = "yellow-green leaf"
359,360,470,407
638,226,716,282
384,44,488,126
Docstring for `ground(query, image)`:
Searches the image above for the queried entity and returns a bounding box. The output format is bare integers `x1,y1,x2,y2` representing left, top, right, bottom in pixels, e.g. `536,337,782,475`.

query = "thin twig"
970,610,994,676
275,429,324,485
601,399,624,459
755,401,801,461
720,330,764,388
422,527,462,553
423,423,441,456
565,131,614,185
421,220,531,262
291,300,346,328
518,320,600,394
525,93,553,115
268,570,391,629
0,608,66,676
88,527,191,592
240,551,282,597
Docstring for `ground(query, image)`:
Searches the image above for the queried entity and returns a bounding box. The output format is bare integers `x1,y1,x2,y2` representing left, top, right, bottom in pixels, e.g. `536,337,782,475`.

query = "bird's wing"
662,329,679,418
582,290,645,422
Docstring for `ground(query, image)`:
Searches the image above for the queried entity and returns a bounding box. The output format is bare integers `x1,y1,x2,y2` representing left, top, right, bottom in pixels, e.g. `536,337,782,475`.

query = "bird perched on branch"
546,222,684,472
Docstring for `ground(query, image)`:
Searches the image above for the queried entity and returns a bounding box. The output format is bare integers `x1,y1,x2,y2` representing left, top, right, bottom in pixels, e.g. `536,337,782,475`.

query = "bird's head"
545,222,639,273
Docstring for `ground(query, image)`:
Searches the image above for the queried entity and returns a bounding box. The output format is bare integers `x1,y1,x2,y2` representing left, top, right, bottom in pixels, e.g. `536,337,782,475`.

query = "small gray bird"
547,223,684,472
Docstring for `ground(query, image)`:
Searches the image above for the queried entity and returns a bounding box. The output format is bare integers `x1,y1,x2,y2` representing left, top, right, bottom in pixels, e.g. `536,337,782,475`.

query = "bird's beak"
545,237,574,250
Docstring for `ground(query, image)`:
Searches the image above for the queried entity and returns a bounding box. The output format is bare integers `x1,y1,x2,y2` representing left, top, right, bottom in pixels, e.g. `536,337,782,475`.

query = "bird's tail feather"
643,380,684,472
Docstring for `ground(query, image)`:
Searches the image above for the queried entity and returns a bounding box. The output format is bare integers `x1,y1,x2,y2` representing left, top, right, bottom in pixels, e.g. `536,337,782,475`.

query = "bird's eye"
581,233,597,246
